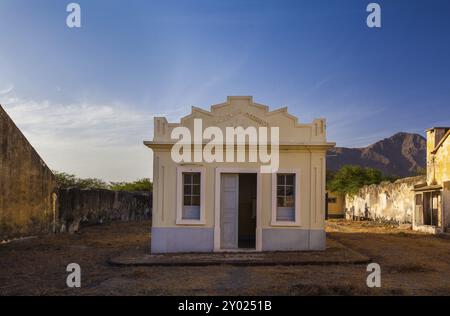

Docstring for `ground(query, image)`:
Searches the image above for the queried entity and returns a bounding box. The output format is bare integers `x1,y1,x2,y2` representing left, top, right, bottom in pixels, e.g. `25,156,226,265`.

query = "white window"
176,167,206,225
182,173,201,220
277,174,296,221
271,169,301,226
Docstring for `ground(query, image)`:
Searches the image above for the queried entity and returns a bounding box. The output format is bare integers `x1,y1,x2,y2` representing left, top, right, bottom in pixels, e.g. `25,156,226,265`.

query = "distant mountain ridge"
327,132,427,177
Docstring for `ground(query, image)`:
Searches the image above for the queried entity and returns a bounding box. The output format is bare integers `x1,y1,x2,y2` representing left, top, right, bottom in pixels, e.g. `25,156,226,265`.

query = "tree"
326,170,337,190
327,165,384,196
414,167,427,176
53,171,152,192
109,178,152,192
53,171,109,190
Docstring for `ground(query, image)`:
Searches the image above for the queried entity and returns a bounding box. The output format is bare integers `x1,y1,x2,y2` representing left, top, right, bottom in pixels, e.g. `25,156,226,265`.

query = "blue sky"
1,0,450,181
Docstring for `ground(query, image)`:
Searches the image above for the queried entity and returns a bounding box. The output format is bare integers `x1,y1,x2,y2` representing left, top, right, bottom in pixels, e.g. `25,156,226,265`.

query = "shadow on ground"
1,220,450,295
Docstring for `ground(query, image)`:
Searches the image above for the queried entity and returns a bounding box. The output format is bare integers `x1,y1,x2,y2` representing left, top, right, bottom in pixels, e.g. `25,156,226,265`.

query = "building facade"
413,127,450,233
326,191,345,219
145,97,335,253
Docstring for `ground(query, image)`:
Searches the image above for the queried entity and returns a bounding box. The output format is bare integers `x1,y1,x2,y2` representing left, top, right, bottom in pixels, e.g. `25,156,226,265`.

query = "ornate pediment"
151,96,329,145
211,109,270,128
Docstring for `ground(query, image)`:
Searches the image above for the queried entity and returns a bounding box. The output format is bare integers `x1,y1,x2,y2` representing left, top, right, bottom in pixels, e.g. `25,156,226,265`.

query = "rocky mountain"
327,132,427,177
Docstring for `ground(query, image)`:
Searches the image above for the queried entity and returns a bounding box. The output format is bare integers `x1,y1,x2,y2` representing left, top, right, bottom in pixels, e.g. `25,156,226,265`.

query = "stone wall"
345,176,426,224
1,104,153,241
58,189,152,233
1,105,58,241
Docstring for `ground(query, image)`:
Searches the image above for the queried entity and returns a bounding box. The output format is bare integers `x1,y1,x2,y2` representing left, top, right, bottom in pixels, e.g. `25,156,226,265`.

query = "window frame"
327,197,337,204
176,166,206,225
271,169,301,227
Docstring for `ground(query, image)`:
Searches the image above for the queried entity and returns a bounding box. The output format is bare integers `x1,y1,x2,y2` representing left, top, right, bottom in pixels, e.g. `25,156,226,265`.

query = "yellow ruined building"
325,191,345,219
413,127,450,233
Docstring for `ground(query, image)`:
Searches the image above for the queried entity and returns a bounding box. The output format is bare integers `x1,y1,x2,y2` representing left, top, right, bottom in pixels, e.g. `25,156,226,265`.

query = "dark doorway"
423,192,432,225
238,174,257,249
423,191,441,227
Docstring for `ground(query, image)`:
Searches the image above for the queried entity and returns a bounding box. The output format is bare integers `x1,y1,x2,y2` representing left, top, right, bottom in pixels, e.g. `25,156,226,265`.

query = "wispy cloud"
0,84,14,95
327,105,387,131
0,95,166,182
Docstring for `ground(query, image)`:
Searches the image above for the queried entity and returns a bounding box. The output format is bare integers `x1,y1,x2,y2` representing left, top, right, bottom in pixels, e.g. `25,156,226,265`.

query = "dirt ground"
1,219,450,296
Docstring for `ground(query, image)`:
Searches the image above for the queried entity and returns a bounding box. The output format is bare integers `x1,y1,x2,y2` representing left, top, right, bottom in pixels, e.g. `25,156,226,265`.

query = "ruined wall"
431,134,450,185
1,104,152,240
345,176,426,224
444,181,450,230
0,105,58,241
58,189,152,233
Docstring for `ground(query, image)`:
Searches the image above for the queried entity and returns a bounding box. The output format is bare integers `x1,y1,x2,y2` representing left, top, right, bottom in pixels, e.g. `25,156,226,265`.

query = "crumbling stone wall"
58,189,152,233
345,176,426,224
1,104,152,240
1,105,58,241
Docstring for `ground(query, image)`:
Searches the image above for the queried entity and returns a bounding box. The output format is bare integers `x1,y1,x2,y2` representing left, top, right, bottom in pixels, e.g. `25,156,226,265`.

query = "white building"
145,96,335,253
